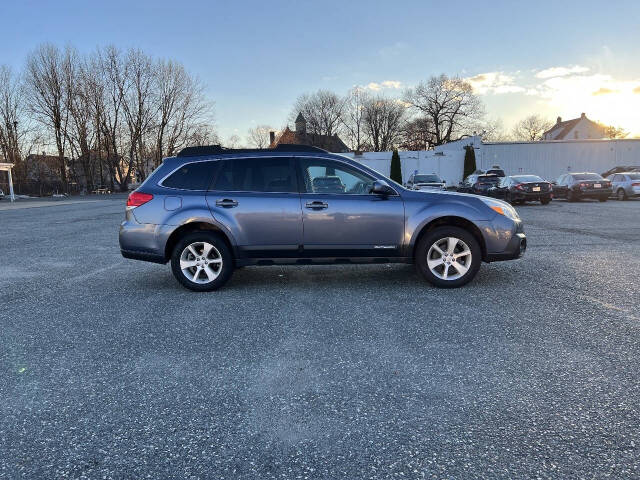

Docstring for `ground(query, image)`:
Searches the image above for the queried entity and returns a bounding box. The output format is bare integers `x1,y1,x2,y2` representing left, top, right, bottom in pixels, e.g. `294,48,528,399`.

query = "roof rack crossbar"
177,144,328,157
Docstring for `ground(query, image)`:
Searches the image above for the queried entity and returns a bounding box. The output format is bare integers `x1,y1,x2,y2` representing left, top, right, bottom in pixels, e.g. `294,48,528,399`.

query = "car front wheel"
415,226,482,288
170,232,233,291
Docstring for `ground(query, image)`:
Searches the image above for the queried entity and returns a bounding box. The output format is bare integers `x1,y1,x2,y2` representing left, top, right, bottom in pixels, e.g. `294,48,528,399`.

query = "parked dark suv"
120,145,526,291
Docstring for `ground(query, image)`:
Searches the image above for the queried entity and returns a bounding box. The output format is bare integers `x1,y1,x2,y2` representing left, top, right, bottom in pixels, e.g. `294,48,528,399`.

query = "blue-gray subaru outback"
120,145,526,291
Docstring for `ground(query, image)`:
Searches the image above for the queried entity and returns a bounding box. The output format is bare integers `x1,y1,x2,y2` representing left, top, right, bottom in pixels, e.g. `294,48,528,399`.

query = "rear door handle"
305,201,328,210
215,198,238,208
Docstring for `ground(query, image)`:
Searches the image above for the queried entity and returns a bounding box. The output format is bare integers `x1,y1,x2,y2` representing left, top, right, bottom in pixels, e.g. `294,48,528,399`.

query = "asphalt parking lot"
1,195,639,479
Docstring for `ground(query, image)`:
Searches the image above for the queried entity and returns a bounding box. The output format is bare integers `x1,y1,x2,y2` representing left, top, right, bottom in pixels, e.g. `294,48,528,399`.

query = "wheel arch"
164,222,236,262
412,216,487,262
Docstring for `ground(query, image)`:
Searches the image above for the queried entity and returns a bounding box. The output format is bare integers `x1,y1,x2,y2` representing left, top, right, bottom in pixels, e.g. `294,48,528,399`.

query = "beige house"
543,113,606,141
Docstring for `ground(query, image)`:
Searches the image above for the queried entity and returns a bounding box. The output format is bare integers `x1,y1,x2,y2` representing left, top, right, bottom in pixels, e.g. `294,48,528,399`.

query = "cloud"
365,80,403,91
592,87,617,96
466,72,525,95
529,72,640,136
535,65,590,79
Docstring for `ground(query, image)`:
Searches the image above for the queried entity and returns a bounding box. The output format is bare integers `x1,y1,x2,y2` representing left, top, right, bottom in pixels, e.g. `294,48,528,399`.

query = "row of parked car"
404,166,640,205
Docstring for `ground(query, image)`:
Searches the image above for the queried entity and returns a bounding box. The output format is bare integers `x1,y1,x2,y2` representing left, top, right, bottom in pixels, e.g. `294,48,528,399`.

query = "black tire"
541,197,551,205
617,189,627,201
599,196,607,202
170,231,233,291
415,226,482,288
567,190,577,202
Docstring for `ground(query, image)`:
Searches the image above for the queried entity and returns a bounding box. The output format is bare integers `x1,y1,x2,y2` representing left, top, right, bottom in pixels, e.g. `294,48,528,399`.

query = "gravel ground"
1,195,639,479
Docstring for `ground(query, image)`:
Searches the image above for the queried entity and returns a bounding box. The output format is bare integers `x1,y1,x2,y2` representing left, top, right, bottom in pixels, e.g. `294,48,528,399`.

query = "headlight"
480,197,519,220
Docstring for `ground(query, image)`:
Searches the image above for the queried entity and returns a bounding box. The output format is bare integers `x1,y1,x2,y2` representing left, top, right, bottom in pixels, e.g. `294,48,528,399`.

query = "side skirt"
235,257,413,267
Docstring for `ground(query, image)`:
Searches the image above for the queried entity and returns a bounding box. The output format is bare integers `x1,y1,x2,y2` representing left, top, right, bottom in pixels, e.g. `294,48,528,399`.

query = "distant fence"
0,179,83,197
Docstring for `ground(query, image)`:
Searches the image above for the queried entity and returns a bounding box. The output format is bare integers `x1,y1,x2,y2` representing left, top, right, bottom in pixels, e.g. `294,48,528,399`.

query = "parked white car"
405,173,446,191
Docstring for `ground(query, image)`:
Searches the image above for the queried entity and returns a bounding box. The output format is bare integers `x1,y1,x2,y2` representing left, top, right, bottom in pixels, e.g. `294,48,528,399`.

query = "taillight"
579,183,587,187
632,182,640,187
126,191,153,209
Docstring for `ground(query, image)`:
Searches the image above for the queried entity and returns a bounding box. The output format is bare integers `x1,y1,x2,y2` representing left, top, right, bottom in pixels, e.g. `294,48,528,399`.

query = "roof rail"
176,144,328,157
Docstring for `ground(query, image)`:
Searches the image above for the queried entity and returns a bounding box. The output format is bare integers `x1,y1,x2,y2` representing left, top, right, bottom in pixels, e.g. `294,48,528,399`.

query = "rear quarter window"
162,161,218,190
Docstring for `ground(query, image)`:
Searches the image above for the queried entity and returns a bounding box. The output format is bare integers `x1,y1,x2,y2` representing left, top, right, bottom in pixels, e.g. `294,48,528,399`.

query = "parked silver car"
607,172,640,200
405,173,446,191
120,145,526,291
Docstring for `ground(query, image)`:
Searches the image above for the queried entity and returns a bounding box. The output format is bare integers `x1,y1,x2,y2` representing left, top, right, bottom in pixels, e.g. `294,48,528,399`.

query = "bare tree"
0,66,24,165
400,116,435,150
362,96,406,152
290,90,345,137
512,115,553,141
225,134,241,148
481,118,510,142
341,87,369,151
153,60,211,163
246,124,273,148
602,124,629,139
403,74,484,146
24,44,72,189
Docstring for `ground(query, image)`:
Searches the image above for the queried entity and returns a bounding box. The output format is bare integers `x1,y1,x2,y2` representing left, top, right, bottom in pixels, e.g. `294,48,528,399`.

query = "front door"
297,157,405,257
206,157,302,257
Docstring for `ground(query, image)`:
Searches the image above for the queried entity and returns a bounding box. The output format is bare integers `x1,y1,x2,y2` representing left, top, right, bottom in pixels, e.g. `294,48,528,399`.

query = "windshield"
414,174,441,183
572,173,603,181
512,175,544,183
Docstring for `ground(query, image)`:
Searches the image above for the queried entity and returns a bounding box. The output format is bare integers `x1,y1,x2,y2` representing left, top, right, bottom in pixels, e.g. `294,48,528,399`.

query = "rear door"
206,157,303,258
297,157,405,257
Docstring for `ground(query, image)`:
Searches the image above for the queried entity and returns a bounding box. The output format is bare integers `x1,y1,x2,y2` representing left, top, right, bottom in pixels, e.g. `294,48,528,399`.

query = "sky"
2,0,640,141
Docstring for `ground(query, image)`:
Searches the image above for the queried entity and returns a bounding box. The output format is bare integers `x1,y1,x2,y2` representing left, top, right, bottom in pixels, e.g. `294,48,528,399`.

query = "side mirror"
370,179,396,196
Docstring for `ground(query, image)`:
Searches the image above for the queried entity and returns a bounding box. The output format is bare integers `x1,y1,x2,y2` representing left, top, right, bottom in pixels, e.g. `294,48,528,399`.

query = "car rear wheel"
540,197,551,205
617,189,627,201
171,232,233,291
415,226,481,288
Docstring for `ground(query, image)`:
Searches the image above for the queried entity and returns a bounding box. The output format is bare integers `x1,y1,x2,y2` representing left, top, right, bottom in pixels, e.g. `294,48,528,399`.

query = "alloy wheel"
426,237,472,280
179,241,223,284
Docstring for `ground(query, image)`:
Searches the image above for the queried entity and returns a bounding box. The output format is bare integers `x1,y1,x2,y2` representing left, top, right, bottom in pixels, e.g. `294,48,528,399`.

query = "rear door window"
213,157,297,193
162,161,218,190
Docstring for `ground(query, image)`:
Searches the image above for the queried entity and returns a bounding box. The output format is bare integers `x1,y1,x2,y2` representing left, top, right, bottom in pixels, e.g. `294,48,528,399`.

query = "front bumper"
486,232,527,262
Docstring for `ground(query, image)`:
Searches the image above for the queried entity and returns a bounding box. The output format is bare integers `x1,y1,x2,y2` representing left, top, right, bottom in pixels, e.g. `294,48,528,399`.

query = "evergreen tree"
463,145,477,179
390,149,402,184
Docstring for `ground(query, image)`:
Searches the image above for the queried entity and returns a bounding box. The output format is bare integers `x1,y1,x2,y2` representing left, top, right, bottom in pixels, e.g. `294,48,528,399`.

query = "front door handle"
305,201,328,210
215,198,238,208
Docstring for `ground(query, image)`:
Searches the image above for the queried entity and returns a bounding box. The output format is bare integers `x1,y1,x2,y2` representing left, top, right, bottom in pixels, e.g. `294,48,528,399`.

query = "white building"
345,135,640,184
543,113,606,141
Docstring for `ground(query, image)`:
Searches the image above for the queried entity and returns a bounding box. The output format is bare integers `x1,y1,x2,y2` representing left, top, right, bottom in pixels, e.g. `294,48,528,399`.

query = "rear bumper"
512,191,551,200
121,249,166,264
574,188,612,198
119,216,166,263
486,232,527,262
